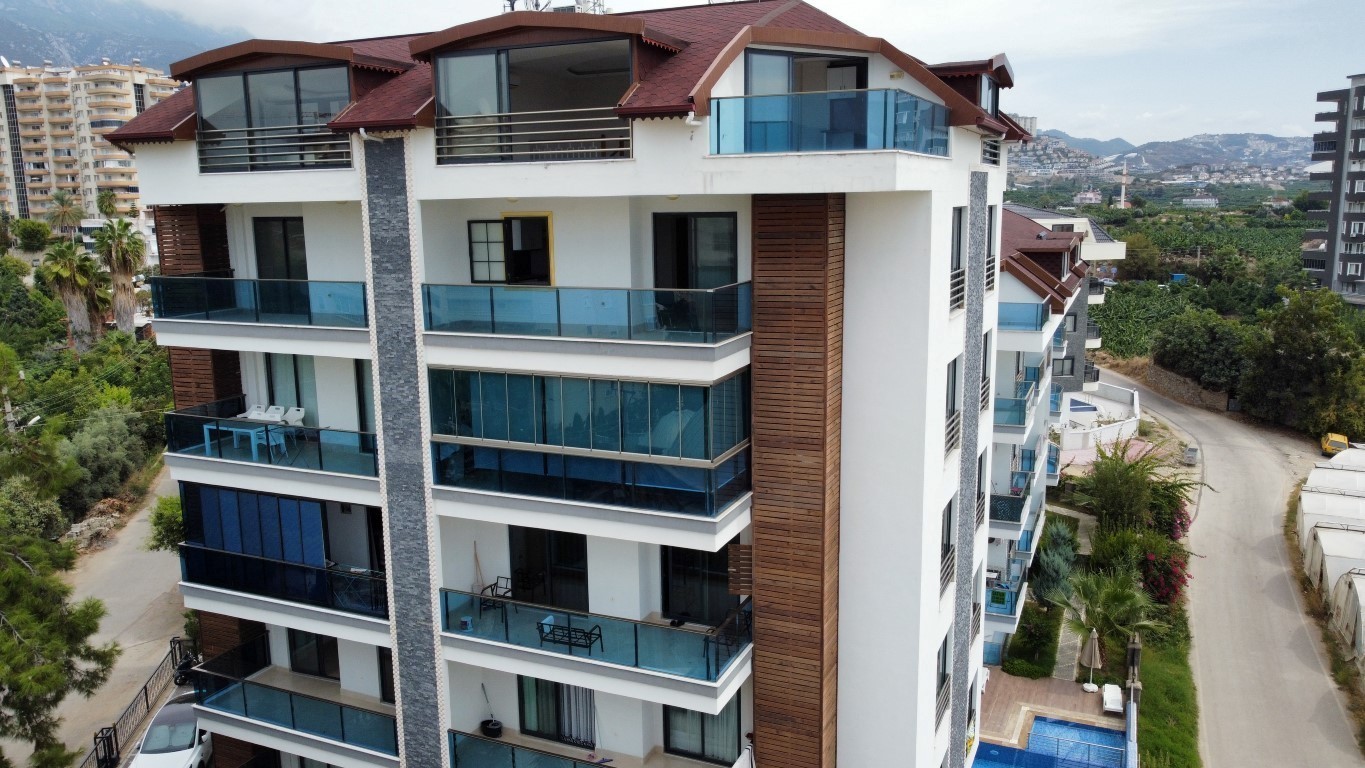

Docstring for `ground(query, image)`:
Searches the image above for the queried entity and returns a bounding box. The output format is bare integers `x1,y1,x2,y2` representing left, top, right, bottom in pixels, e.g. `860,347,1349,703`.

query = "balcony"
710,89,949,157
1046,442,1061,484
450,729,616,768
976,492,986,530
945,409,963,455
1051,327,1067,355
1017,526,1035,554
432,442,749,518
151,275,367,328
982,138,1002,166
935,676,952,727
194,635,398,757
985,581,1026,620
948,266,967,311
1086,320,1102,349
989,494,1027,525
436,107,631,164
180,544,388,619
1050,383,1062,416
940,546,956,594
440,589,751,683
998,302,1051,331
993,381,1037,428
422,282,751,344
985,252,998,292
165,396,378,477
198,125,352,173
1083,361,1100,390
980,377,991,412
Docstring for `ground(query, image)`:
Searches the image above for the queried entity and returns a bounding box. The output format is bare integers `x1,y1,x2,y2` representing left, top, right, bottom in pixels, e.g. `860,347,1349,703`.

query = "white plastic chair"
282,407,305,426
237,404,267,420
263,405,286,422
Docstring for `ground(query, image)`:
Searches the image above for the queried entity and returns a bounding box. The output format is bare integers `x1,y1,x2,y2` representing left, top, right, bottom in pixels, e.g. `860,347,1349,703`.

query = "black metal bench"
536,619,603,655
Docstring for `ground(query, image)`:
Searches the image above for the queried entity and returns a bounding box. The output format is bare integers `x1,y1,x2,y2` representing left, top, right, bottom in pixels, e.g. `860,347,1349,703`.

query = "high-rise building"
0,58,178,225
111,4,1030,767
1305,74,1365,298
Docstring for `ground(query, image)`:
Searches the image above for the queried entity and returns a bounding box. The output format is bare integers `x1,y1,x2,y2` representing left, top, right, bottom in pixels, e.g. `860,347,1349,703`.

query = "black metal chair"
479,576,513,619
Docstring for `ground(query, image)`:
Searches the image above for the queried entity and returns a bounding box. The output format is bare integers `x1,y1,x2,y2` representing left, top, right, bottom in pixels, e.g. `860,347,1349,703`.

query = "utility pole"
2,387,15,434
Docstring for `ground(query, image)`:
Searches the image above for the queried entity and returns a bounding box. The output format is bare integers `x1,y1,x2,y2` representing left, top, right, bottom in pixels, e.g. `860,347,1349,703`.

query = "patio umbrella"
1079,628,1103,692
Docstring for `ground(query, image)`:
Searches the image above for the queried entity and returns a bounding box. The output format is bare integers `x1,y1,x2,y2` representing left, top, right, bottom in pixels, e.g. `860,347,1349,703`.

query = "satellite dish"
0,57,9,68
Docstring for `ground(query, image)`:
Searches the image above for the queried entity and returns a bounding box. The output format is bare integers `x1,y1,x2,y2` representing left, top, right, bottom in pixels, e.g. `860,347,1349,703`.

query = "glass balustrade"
151,276,367,328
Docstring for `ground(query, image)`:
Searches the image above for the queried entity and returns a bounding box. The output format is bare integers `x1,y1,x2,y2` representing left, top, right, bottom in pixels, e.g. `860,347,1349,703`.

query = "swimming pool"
972,716,1126,768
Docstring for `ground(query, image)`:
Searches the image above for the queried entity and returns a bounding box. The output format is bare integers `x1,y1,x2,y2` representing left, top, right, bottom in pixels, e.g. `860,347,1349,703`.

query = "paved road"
1102,370,1360,767
51,469,184,761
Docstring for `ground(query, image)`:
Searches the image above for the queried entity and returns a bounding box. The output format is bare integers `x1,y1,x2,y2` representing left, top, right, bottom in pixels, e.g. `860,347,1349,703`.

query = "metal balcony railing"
436,107,630,164
1087,321,1101,339
982,139,1002,166
945,409,963,454
985,252,998,292
940,546,956,594
976,492,986,529
972,603,982,638
980,377,991,412
197,124,351,173
949,267,967,311
1084,362,1100,383
989,494,1027,523
935,676,952,726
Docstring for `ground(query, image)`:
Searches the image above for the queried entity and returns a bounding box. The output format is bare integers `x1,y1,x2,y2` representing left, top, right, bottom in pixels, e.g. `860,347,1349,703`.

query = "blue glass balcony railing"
710,88,949,157
990,494,1027,523
180,544,388,619
998,302,1051,331
986,585,1023,617
450,730,605,768
150,276,367,328
440,589,752,682
1019,450,1038,474
422,282,752,344
994,398,1028,427
1050,383,1063,415
1022,365,1041,385
194,634,397,755
1047,443,1061,476
1017,528,1035,553
431,442,750,517
165,396,378,477
1052,326,1067,351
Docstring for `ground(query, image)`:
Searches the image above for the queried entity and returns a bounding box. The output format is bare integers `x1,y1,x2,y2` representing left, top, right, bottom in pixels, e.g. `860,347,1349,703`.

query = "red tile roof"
113,1,1006,142
1002,209,1088,310
107,87,196,149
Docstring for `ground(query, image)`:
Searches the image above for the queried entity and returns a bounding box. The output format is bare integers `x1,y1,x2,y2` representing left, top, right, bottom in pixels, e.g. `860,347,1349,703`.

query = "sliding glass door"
518,676,595,748
508,527,588,611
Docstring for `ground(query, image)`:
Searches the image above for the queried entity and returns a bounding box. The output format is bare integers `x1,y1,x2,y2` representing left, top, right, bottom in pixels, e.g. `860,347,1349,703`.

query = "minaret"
1118,161,1130,208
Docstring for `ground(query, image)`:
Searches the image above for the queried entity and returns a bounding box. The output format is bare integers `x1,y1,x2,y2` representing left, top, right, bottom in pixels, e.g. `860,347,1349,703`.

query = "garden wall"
1145,366,1229,412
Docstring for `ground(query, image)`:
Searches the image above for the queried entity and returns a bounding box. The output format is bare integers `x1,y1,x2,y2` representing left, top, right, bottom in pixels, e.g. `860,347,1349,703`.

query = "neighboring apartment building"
112,4,1028,767
0,58,177,223
1306,74,1365,300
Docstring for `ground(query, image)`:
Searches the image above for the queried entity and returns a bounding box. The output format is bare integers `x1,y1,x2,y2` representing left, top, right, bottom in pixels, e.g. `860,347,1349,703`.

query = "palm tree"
39,240,99,352
45,190,83,240
1058,571,1166,665
95,190,118,220
92,219,145,333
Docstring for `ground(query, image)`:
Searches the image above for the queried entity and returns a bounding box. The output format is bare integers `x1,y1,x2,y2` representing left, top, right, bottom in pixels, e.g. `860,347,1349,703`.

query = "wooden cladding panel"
169,348,241,409
197,611,267,659
728,544,754,595
153,204,229,276
750,194,843,768
208,735,272,768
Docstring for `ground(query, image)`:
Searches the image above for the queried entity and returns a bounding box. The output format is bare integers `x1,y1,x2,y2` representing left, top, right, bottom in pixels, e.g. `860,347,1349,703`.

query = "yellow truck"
1322,433,1349,457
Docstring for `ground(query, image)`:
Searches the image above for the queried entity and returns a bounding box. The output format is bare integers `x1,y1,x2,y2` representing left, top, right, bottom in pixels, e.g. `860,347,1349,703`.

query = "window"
183,484,326,565
253,217,307,280
662,540,739,626
979,76,998,116
509,527,588,610
986,205,997,255
941,500,954,557
288,629,340,680
1064,313,1077,332
951,206,967,271
265,353,319,427
937,634,952,688
378,647,394,704
1352,221,1365,237
197,65,349,132
467,217,550,285
1052,223,1075,232
1053,358,1075,377
1349,262,1363,277
518,676,596,748
981,332,991,384
946,357,961,416
653,213,738,289
665,694,741,765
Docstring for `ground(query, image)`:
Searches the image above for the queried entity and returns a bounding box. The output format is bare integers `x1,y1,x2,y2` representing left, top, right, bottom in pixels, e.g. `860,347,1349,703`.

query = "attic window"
980,75,998,117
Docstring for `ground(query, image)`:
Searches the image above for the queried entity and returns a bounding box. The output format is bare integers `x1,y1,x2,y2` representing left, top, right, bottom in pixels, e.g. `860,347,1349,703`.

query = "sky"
139,0,1364,145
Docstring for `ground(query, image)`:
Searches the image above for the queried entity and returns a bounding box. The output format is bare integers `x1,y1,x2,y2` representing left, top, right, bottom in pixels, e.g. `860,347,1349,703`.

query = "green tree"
1151,309,1253,391
91,220,145,334
146,496,183,552
0,259,65,358
0,210,12,253
0,477,66,539
11,220,51,254
1239,289,1365,434
1058,570,1165,663
43,191,83,240
0,425,80,501
1071,439,1164,531
1117,232,1161,281
38,241,99,353
94,190,117,220
1032,520,1077,602
58,407,146,517
0,535,119,763
1292,190,1327,212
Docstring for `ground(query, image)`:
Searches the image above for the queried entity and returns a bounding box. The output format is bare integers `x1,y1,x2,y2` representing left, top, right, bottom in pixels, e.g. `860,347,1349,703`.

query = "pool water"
972,716,1126,768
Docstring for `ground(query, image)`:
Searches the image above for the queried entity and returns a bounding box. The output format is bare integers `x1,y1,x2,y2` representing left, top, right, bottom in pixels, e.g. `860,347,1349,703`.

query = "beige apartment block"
0,57,178,223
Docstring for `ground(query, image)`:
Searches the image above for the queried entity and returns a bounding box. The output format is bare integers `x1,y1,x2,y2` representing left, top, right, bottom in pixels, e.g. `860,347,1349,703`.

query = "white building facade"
114,5,1030,768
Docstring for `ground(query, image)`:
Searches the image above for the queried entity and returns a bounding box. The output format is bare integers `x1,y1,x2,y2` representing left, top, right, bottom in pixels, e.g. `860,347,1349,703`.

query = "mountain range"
0,0,245,74
1039,129,1312,171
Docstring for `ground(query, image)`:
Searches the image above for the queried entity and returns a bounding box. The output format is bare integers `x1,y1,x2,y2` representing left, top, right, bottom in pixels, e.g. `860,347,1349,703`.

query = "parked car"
1098,277,1119,287
1322,433,1349,457
128,692,212,768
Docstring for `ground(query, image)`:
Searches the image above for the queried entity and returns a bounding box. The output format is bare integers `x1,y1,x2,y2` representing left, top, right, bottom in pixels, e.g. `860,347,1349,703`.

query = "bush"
11,219,51,252
1141,537,1191,604
1151,308,1252,392
1151,497,1192,541
1091,528,1144,574
1003,601,1064,678
1032,519,1078,601
0,476,66,539
57,406,146,517
147,496,184,552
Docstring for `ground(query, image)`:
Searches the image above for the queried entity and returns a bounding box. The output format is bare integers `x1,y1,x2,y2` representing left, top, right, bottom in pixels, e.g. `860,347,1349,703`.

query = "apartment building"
111,4,1029,767
1306,74,1365,300
0,58,177,222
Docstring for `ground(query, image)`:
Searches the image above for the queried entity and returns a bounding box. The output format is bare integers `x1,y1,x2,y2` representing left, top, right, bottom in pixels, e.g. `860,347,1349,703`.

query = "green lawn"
1137,630,1200,767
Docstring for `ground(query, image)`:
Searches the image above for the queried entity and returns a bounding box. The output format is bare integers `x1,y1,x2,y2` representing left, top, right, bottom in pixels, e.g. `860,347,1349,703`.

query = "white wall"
326,501,372,570
132,138,362,206
440,516,511,595
586,536,649,620
313,356,361,431
338,638,382,699
223,202,365,283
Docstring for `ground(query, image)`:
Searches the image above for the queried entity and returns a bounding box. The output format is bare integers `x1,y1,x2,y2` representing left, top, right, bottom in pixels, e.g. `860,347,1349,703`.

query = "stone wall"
1145,365,1229,412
